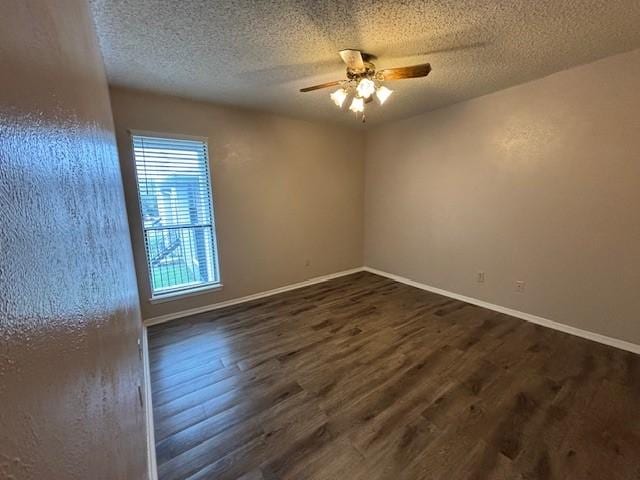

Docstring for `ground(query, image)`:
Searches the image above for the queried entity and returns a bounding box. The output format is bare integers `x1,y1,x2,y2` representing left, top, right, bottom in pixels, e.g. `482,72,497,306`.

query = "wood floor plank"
149,271,640,480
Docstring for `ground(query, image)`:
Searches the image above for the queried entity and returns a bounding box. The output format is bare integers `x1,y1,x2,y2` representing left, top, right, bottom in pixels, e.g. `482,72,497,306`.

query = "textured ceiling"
89,0,640,126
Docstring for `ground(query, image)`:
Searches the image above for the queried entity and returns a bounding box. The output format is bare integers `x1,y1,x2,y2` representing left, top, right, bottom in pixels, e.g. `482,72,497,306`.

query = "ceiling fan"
300,49,431,122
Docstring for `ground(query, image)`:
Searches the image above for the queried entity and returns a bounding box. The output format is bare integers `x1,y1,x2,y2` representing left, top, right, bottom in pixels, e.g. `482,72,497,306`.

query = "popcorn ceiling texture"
89,0,640,125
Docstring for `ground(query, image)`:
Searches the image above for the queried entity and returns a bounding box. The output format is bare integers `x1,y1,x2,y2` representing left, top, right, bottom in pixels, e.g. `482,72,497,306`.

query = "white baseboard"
144,267,365,327
141,327,158,480
363,267,640,355
142,263,639,355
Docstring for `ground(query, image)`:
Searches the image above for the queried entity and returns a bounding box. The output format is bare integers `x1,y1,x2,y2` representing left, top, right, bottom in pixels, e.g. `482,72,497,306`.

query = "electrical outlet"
516,281,525,293
477,271,485,283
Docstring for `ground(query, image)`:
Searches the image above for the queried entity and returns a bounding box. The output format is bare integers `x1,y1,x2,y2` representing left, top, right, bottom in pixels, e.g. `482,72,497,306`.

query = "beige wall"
108,49,639,345
365,49,640,345
110,88,364,320
0,1,147,479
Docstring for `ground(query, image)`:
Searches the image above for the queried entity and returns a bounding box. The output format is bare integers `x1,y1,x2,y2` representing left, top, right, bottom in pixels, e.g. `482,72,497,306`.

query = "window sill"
149,283,223,304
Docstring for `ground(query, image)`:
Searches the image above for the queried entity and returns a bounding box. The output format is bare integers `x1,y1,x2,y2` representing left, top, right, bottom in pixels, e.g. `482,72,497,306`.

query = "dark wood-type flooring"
148,272,640,480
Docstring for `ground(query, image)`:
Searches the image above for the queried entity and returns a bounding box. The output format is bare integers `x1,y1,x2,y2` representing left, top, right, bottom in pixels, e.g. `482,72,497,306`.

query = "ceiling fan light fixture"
376,86,393,105
330,88,348,108
356,78,376,99
299,50,431,121
349,96,364,113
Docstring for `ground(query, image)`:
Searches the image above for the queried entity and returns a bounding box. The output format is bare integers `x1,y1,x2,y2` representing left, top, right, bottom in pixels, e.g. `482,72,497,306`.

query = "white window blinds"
132,134,220,297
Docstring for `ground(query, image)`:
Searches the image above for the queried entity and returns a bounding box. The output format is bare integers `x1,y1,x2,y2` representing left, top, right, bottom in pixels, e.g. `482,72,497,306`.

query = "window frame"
129,130,223,302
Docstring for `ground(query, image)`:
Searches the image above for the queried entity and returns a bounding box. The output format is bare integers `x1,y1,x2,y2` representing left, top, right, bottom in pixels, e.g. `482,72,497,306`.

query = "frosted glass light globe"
349,96,364,113
356,78,376,99
376,86,393,104
330,88,348,107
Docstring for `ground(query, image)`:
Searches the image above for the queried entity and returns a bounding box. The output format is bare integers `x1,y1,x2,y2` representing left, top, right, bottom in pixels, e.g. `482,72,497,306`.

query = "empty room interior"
2,1,640,479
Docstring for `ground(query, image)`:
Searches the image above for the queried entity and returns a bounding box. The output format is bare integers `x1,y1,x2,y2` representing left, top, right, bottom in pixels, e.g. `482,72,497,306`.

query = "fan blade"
380,63,431,80
299,80,343,93
339,49,365,71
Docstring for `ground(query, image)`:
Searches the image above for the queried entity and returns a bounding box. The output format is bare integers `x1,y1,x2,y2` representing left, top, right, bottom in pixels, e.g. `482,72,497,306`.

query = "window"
131,133,220,298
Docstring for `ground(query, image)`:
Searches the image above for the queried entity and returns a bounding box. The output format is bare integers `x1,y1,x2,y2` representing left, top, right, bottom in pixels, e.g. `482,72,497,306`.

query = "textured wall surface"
0,1,147,479
365,49,640,344
89,0,640,125
109,87,364,320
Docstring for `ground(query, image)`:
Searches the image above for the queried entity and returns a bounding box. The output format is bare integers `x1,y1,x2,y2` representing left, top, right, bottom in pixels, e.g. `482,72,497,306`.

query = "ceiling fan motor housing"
347,61,376,80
